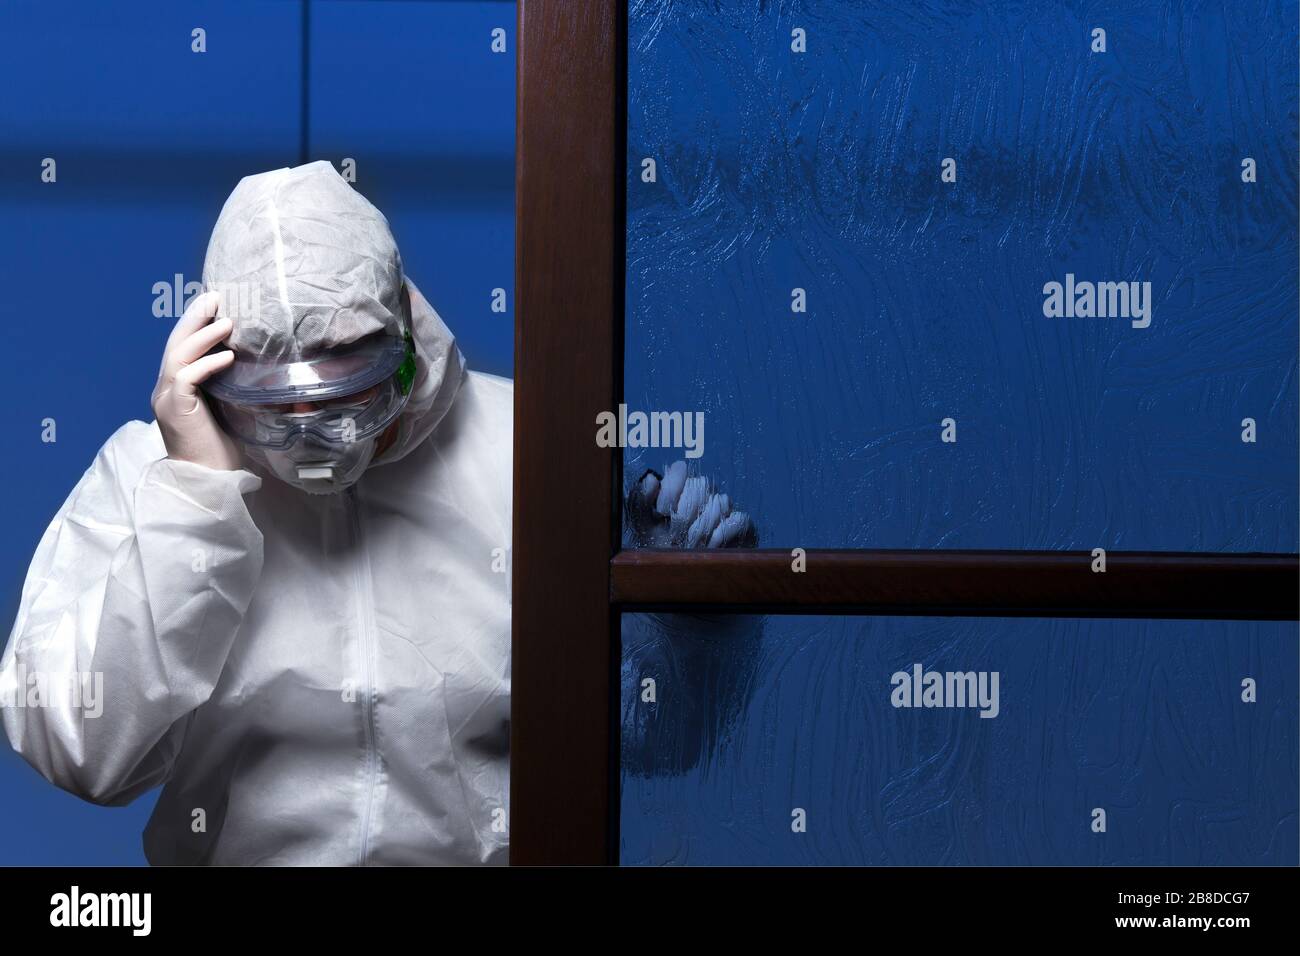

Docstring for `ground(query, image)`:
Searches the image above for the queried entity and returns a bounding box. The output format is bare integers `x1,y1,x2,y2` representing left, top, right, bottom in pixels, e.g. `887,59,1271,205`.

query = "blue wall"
0,0,514,865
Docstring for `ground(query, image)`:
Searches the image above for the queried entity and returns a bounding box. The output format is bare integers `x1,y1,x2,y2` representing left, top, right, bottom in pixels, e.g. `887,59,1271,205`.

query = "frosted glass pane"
619,613,1298,865
623,1,1298,550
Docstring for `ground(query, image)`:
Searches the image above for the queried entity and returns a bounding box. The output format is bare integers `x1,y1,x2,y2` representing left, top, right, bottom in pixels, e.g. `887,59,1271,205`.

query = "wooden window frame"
509,0,1300,865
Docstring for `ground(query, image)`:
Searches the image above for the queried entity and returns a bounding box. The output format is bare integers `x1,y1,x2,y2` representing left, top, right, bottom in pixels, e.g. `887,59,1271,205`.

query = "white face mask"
249,436,380,495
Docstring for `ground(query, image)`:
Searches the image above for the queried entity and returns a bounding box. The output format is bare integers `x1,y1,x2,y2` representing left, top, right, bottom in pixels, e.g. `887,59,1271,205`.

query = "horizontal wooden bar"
610,549,1300,620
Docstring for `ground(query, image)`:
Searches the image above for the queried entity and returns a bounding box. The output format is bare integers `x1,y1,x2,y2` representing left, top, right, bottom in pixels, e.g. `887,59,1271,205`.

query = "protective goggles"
202,333,417,450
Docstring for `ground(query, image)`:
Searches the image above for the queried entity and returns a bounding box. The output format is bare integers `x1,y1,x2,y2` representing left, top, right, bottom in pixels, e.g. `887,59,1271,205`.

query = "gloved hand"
621,462,761,783
151,291,244,472
625,460,758,548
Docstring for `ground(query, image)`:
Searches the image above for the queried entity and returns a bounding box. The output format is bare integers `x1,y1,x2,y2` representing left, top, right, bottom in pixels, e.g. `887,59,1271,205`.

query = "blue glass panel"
624,0,1298,551
620,613,1298,865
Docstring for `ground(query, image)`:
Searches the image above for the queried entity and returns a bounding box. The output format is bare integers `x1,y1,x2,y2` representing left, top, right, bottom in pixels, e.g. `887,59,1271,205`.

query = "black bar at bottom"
1,865,1293,939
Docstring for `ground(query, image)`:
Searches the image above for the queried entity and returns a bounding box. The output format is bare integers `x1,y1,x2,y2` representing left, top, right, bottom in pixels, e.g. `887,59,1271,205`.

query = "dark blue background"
0,0,515,865
625,0,1299,553
621,614,1298,865
621,0,1298,864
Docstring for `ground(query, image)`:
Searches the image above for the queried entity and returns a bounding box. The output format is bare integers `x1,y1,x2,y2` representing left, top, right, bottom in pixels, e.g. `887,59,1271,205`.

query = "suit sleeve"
0,421,264,805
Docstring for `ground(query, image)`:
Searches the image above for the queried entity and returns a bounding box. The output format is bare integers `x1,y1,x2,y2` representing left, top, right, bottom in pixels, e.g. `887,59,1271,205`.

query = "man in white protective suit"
0,161,753,865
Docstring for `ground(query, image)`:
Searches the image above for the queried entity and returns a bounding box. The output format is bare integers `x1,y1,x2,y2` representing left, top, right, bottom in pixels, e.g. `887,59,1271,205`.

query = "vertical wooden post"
511,0,621,864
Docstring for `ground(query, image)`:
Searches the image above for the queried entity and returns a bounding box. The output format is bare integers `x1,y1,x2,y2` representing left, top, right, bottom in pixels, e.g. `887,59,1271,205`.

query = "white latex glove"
626,460,757,548
151,291,244,472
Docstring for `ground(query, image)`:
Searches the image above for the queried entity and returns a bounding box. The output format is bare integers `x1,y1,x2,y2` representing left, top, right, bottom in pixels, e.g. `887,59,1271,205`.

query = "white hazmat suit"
1,163,512,864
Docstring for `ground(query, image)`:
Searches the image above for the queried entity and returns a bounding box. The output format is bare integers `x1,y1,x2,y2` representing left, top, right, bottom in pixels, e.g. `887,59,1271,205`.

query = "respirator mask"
202,332,417,495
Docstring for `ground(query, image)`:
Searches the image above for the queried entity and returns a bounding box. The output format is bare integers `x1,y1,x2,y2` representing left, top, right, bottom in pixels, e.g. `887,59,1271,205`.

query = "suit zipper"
347,486,379,866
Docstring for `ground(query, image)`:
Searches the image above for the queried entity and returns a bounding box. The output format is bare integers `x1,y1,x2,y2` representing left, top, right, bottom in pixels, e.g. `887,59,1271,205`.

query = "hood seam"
265,169,293,328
